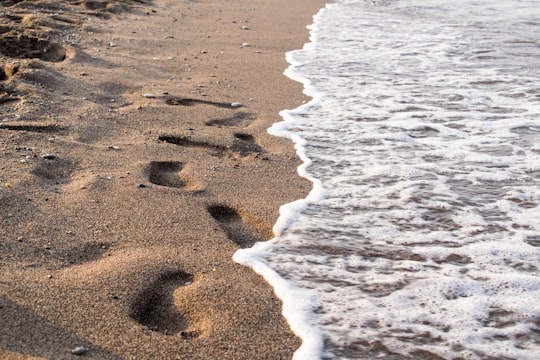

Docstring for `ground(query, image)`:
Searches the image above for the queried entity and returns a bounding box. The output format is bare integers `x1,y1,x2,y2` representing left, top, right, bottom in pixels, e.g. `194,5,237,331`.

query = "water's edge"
232,5,331,360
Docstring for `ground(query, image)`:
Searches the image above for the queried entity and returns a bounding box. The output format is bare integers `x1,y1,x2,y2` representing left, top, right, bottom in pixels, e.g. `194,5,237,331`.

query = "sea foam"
236,0,540,359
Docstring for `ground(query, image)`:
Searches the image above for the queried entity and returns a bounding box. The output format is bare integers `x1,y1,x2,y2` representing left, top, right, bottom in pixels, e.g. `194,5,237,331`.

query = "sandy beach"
0,0,324,358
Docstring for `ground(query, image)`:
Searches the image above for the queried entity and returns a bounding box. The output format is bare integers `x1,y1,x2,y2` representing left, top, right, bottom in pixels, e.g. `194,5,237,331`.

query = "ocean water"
234,0,540,359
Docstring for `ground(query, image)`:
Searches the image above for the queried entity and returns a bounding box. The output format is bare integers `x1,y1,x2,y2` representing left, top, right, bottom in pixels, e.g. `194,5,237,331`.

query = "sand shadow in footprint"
207,205,267,248
164,96,233,109
0,63,19,82
232,133,264,156
0,123,67,134
0,35,66,62
158,134,264,158
129,271,199,337
205,112,255,128
157,135,227,157
31,156,78,186
146,161,202,191
147,161,185,188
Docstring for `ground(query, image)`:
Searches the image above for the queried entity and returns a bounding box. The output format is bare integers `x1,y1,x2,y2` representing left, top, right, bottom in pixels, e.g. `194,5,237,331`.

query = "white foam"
236,0,540,358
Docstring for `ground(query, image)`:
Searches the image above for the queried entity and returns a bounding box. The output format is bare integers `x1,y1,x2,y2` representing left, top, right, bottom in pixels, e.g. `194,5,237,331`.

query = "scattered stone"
231,102,243,108
107,146,120,150
138,183,147,188
112,294,119,300
80,72,88,76
142,94,155,98
241,42,253,47
43,154,56,160
241,26,250,30
108,42,118,47
201,50,207,54
47,274,53,279
71,346,87,356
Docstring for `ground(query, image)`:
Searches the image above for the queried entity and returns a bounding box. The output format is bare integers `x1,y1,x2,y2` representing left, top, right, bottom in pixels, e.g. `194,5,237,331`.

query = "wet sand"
0,0,324,358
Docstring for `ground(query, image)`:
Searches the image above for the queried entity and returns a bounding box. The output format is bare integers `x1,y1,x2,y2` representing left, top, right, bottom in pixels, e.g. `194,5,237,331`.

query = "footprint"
54,242,112,268
158,135,227,156
0,95,21,105
84,1,112,10
232,133,264,156
0,63,19,81
83,0,150,15
158,134,264,158
207,205,268,248
129,271,198,336
146,161,202,191
147,161,185,188
164,96,234,109
0,123,66,134
31,157,78,186
205,112,255,128
0,35,66,62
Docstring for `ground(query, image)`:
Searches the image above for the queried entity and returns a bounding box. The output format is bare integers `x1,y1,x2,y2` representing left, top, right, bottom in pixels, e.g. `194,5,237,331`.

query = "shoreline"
0,0,324,359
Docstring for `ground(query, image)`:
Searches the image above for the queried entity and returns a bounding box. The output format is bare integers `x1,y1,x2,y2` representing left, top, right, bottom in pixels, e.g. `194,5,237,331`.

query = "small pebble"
241,42,252,47
138,183,147,188
71,346,87,356
231,102,243,108
107,146,120,150
108,42,118,47
47,274,53,279
43,154,56,160
142,94,155,98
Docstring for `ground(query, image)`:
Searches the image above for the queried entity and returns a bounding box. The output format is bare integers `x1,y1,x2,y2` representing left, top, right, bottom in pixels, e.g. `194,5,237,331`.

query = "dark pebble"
43,154,56,160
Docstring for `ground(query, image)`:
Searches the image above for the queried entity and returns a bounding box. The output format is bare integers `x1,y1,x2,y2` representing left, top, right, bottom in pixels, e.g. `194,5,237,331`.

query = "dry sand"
0,0,324,358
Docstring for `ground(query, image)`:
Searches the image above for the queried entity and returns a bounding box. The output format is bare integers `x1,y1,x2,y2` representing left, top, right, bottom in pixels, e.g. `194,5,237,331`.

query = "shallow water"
235,1,540,359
